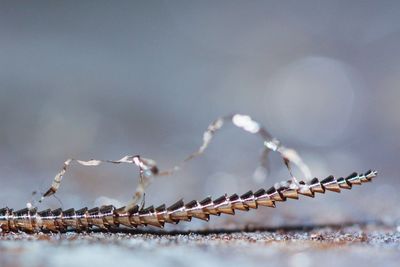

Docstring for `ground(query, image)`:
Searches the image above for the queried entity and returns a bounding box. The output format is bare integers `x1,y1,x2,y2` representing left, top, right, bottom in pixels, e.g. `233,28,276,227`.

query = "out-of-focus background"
0,0,399,229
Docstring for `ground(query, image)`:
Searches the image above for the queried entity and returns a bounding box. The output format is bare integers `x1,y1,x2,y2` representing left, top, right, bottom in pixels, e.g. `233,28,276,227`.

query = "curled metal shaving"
35,156,159,211
36,114,312,211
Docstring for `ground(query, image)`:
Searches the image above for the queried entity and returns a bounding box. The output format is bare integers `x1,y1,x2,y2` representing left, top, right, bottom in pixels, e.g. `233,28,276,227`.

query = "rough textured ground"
1,222,399,267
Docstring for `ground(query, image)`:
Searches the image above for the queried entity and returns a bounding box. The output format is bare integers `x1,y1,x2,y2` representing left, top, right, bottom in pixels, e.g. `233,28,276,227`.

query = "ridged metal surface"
0,170,377,233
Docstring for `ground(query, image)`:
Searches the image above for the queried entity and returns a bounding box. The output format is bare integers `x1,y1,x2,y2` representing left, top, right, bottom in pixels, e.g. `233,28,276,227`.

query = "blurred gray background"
0,0,399,229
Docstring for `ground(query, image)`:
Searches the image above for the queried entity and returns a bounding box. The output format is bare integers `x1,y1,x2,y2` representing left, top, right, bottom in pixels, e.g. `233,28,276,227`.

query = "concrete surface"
1,223,399,267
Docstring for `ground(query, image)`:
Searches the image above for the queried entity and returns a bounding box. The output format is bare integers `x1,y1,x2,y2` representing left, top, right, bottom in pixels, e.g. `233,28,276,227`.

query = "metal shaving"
35,114,312,210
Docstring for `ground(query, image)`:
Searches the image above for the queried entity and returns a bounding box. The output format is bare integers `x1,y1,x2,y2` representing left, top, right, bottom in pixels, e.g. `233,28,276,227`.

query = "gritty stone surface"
1,223,399,267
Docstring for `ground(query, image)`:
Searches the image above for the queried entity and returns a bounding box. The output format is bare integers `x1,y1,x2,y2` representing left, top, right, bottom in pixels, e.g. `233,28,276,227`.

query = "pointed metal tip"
365,170,378,181
298,185,315,198
321,176,341,192
337,177,352,189
346,172,361,185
